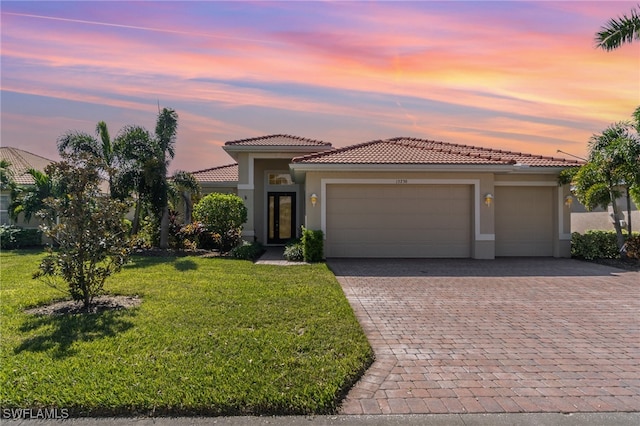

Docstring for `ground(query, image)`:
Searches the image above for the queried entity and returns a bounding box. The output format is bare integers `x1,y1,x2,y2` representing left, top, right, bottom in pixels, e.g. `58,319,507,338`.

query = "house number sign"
396,179,408,184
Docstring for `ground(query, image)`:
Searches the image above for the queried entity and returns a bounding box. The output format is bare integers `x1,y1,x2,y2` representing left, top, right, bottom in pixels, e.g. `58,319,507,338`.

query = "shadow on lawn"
124,255,201,271
174,258,198,271
15,309,136,359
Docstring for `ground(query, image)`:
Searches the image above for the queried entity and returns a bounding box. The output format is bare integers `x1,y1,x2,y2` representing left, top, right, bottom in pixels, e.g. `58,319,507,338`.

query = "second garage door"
326,184,472,258
495,186,554,256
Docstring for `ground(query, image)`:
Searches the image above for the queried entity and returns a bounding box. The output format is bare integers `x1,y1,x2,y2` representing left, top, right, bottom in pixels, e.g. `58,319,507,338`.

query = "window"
268,173,293,185
0,194,10,225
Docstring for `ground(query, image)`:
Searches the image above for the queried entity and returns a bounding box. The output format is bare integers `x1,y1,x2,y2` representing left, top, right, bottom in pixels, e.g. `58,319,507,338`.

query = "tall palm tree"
112,125,154,235
596,6,640,50
96,121,117,195
154,108,178,249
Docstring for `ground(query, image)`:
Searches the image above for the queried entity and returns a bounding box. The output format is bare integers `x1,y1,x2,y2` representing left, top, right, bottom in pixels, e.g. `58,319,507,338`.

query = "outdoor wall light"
310,193,318,207
564,195,573,208
484,193,494,207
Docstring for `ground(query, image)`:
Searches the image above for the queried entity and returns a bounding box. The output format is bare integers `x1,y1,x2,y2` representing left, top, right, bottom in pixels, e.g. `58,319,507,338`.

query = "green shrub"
302,228,323,262
0,225,42,249
571,230,622,260
0,224,20,249
178,221,206,250
194,193,247,252
283,239,304,261
231,241,264,260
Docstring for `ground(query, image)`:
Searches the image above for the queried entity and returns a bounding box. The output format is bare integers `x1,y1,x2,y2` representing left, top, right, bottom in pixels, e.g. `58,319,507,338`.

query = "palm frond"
595,7,640,51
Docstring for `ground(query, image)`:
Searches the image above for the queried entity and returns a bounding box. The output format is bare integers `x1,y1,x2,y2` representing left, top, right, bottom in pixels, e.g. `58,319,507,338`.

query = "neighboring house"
193,135,581,259
571,195,639,234
0,146,54,227
191,163,238,196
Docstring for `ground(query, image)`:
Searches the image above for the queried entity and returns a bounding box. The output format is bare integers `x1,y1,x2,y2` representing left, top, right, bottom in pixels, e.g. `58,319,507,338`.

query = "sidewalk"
254,247,306,265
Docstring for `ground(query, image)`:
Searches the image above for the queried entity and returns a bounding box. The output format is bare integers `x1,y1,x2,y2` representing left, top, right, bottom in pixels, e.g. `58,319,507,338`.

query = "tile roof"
191,163,238,183
225,134,332,147
292,137,583,167
0,146,55,185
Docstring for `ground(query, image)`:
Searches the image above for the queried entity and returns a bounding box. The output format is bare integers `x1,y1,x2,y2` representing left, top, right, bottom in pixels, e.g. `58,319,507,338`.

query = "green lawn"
0,250,373,416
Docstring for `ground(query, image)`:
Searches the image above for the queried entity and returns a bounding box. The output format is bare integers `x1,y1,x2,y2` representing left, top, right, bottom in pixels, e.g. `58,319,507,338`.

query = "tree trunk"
610,194,626,251
132,198,142,235
182,191,192,224
626,187,632,234
159,205,169,249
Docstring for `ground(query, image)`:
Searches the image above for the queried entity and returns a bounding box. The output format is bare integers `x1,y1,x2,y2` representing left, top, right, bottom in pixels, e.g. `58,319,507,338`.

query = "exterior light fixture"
564,195,573,209
484,193,494,207
310,193,318,207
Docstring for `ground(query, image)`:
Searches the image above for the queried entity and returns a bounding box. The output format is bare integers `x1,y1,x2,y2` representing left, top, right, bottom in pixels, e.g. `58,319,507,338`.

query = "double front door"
267,192,296,244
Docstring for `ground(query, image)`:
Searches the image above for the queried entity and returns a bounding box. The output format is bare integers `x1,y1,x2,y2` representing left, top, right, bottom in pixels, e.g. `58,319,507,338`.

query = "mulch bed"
25,295,142,316
588,257,640,272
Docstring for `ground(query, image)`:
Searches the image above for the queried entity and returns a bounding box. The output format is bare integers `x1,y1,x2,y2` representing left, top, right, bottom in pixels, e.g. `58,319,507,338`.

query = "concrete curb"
13,413,640,425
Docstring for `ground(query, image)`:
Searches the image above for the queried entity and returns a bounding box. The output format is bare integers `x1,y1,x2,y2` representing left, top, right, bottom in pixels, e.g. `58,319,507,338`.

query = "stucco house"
0,146,54,227
192,135,581,259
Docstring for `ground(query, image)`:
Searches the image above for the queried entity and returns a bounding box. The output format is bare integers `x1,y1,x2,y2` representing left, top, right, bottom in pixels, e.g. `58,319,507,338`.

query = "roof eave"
223,145,332,161
290,163,519,173
289,162,571,181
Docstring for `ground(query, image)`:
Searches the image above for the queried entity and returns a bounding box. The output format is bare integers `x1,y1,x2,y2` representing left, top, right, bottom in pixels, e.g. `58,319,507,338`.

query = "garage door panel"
326,184,471,258
495,186,554,257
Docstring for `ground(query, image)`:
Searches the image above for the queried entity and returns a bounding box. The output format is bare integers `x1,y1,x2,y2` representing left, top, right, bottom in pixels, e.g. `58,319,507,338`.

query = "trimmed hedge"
0,225,42,249
302,228,323,262
571,230,640,260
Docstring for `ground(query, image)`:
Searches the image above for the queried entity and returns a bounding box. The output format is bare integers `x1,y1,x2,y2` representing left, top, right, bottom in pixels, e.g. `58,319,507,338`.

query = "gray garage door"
326,184,472,258
495,186,554,256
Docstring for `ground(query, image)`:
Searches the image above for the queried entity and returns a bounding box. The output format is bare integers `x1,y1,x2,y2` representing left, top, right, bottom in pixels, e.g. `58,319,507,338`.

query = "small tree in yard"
34,154,131,311
193,193,247,252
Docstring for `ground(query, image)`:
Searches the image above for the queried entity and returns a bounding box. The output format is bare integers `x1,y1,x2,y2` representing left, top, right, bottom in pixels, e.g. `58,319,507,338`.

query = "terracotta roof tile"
293,137,583,167
191,163,238,183
225,134,332,147
0,147,55,185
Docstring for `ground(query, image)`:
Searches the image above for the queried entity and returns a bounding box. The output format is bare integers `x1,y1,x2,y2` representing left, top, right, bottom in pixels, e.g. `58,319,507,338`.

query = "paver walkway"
329,258,640,415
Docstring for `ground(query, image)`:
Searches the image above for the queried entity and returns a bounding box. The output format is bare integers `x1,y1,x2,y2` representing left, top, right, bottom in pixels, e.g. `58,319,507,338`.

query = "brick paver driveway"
329,258,640,415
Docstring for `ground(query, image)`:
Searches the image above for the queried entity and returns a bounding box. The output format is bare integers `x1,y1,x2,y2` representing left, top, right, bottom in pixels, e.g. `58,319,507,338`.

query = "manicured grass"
0,250,373,416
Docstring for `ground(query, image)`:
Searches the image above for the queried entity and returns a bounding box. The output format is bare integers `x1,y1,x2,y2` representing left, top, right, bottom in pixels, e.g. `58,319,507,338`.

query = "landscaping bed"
588,256,640,272
0,250,373,416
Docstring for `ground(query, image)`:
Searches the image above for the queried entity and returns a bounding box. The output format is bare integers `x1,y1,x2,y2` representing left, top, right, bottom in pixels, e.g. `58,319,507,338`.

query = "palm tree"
154,108,179,249
112,125,154,235
9,168,54,225
168,170,201,223
57,124,117,196
595,6,640,50
96,121,117,195
568,122,640,249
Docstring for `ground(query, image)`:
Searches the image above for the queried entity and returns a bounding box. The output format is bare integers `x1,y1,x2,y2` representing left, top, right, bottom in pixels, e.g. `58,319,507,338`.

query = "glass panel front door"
267,192,296,244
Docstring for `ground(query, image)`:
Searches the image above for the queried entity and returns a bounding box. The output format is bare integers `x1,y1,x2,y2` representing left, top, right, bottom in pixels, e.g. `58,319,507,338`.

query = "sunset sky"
1,1,638,173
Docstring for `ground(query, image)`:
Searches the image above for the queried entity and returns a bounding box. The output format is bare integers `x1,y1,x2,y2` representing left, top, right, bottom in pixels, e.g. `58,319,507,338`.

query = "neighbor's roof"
191,163,238,183
225,134,332,148
292,137,583,167
0,146,55,185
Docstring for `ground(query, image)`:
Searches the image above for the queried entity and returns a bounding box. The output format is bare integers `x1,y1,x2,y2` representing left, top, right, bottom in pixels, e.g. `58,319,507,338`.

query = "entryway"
267,192,296,244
